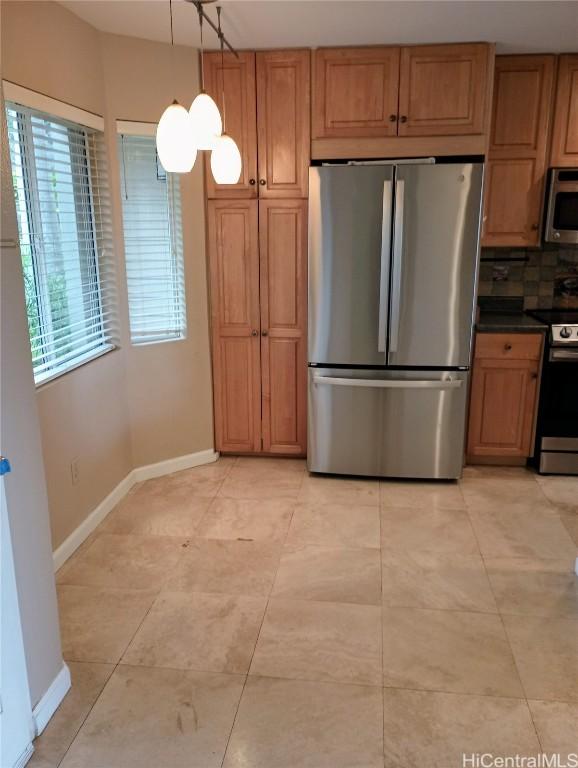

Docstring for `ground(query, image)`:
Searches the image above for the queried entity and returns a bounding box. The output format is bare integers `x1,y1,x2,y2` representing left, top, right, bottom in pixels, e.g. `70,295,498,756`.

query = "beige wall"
100,33,214,468
1,2,214,551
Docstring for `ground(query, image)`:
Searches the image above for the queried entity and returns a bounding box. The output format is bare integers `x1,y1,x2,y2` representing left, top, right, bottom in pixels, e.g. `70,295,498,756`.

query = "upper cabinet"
204,52,258,199
483,55,556,247
312,47,400,138
312,42,494,158
550,54,578,167
205,49,310,199
256,50,310,198
398,44,492,136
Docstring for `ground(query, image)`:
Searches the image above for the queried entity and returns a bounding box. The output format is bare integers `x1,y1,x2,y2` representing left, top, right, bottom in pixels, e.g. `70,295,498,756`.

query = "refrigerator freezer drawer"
308,368,469,479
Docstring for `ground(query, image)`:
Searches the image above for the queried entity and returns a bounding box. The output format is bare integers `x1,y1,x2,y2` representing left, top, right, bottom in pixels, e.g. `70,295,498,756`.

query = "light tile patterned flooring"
31,458,578,768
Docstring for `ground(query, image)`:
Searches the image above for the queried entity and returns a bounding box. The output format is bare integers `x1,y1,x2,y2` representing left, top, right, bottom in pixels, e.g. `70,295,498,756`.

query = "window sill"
34,343,117,389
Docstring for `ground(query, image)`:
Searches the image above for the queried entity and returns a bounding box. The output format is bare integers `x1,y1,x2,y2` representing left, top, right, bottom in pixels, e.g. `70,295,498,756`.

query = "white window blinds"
118,133,186,345
6,103,116,384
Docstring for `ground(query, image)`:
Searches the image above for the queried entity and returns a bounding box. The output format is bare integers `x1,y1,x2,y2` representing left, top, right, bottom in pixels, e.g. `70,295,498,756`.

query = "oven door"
536,346,578,474
545,171,578,245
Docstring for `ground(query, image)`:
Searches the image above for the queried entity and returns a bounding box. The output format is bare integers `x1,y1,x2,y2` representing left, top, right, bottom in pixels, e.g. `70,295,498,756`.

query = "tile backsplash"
478,245,578,310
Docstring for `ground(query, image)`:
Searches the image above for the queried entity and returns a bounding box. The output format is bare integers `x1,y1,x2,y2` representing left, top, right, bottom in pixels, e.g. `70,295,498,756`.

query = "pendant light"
156,0,197,173
189,4,222,150
210,6,242,184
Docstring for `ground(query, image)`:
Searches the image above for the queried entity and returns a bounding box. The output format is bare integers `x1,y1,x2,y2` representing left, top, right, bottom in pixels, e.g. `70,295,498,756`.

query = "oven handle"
549,348,578,362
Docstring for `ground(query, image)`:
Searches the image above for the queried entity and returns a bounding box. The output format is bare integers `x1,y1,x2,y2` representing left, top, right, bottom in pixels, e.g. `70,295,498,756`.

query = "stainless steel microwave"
545,168,578,244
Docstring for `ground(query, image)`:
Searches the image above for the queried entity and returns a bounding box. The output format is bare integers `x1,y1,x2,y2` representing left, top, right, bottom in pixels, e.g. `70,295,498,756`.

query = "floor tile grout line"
54,459,238,766
379,496,386,760
474,528,545,752
216,470,304,768
52,663,116,768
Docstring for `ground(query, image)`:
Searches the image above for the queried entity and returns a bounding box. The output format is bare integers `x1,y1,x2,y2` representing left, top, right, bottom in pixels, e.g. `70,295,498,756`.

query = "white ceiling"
60,0,578,54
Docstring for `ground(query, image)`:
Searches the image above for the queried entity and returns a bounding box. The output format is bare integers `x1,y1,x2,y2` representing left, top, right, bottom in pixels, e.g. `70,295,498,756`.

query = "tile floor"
31,458,578,768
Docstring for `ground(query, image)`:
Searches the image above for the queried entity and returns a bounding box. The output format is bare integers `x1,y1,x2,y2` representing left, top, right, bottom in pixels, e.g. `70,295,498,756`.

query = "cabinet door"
398,43,492,136
259,200,307,455
467,357,539,459
204,52,257,199
312,47,400,139
256,50,310,198
207,200,261,452
550,54,578,167
483,55,555,247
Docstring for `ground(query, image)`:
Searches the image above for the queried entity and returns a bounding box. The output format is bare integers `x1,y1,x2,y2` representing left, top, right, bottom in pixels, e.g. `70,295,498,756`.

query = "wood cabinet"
203,52,257,199
259,200,308,454
467,333,543,463
207,200,261,453
204,49,310,199
312,42,494,159
205,49,310,454
207,200,307,455
398,43,491,137
483,55,556,247
550,54,578,167
312,47,400,138
257,50,310,198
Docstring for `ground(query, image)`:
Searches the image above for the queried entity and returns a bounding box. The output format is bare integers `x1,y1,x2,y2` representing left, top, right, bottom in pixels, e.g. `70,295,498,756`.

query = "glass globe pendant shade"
190,92,222,150
156,101,197,173
210,133,242,184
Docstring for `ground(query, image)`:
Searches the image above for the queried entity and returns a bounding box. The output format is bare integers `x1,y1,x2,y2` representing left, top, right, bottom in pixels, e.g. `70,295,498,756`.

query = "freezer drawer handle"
313,375,463,390
378,180,393,353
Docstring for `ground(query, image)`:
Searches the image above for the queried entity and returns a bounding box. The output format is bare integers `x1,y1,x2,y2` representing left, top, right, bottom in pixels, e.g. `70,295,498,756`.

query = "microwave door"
546,174,578,244
387,163,483,369
308,165,394,366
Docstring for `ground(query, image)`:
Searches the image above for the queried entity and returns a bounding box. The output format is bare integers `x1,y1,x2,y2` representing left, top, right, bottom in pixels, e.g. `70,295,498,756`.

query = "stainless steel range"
528,309,578,475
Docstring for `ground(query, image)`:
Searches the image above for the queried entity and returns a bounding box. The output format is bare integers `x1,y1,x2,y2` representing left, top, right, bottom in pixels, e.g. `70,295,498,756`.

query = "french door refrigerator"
308,161,484,479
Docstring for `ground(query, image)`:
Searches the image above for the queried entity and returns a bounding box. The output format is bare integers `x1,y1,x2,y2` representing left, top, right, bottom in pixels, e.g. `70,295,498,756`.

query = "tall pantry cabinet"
204,50,310,455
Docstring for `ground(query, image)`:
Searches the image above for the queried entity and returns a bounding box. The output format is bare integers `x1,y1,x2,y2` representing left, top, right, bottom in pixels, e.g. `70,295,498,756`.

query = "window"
6,103,115,384
118,133,186,345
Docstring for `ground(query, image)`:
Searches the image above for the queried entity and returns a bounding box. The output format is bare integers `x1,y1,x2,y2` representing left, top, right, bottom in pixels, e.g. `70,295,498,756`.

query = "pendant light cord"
217,6,226,132
198,4,205,92
169,0,177,102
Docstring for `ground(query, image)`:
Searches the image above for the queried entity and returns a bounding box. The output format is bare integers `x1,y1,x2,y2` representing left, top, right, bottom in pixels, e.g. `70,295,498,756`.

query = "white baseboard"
52,472,135,571
12,743,34,768
32,663,71,736
132,448,219,483
52,448,218,571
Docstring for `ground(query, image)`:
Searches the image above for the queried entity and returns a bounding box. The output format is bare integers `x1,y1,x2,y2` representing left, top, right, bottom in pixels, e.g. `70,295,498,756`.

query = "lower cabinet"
467,333,543,462
207,198,307,455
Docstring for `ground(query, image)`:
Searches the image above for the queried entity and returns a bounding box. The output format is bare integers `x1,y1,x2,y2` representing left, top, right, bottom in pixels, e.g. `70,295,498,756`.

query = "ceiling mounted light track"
156,0,241,183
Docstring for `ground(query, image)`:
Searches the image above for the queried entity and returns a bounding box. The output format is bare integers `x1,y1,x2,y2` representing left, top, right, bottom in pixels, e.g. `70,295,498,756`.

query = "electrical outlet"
70,458,80,486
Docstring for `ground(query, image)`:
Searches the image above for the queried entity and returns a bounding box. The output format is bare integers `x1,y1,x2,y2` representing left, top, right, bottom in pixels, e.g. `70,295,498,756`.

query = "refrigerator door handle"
378,180,393,354
312,375,463,390
389,179,405,357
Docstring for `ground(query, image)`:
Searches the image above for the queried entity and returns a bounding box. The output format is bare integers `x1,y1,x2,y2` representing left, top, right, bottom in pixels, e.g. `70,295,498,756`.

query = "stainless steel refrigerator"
308,161,484,479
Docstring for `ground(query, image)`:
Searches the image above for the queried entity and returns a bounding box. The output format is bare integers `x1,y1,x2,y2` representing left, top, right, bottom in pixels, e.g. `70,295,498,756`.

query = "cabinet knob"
251,330,258,337
389,114,397,122
261,330,268,337
504,343,512,351
249,178,256,185
531,223,538,231
259,179,266,186
531,372,538,380
399,115,408,123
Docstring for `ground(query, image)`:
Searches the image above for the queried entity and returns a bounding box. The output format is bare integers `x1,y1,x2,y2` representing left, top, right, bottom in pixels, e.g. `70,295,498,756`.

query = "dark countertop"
476,312,548,333
475,296,548,334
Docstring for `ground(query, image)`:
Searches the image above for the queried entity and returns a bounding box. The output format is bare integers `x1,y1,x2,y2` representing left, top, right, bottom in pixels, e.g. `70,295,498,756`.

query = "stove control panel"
551,325,578,345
